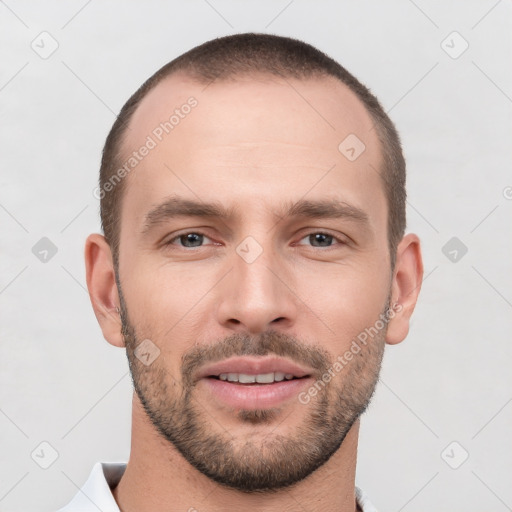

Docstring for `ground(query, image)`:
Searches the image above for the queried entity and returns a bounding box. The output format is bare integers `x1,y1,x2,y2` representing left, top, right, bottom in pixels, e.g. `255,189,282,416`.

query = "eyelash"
164,230,347,250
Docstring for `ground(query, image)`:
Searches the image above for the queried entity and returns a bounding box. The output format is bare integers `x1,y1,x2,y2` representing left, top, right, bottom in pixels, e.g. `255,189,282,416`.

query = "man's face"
116,73,392,491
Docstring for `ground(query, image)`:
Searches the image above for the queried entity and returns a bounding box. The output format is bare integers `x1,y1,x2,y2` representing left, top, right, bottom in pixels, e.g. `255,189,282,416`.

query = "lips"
196,356,313,383
196,356,314,410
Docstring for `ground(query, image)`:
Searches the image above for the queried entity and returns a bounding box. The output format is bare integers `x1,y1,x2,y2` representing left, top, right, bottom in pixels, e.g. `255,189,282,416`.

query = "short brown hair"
99,33,406,267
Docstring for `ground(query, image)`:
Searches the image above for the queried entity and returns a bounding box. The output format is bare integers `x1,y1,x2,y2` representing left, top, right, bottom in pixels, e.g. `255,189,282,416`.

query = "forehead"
118,71,386,232
123,71,379,158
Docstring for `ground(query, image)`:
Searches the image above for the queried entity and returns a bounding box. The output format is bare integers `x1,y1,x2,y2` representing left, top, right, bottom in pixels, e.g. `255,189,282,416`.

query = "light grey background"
1,1,511,511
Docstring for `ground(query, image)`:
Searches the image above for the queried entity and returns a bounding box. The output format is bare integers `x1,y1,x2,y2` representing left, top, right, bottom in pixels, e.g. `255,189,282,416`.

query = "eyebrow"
141,195,370,235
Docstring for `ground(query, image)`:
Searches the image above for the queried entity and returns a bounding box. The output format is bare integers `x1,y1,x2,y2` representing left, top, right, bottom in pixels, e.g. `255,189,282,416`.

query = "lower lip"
201,377,313,410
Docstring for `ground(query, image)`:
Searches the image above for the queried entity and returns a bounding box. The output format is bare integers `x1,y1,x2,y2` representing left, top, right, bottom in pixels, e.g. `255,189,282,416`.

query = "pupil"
182,233,202,247
311,233,332,247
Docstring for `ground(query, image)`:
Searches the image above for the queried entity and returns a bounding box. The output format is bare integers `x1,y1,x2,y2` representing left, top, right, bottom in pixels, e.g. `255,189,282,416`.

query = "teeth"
217,372,297,383
256,372,274,383
239,374,256,384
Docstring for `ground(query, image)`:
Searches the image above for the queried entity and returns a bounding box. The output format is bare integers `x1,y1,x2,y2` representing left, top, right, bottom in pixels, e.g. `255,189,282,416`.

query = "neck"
113,393,361,512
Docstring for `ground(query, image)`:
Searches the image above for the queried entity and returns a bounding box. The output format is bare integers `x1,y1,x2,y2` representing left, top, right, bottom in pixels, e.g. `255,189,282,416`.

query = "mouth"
213,372,302,384
196,356,314,410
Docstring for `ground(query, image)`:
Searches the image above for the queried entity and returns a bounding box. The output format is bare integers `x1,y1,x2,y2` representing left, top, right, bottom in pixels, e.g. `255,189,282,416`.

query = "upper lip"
196,356,313,380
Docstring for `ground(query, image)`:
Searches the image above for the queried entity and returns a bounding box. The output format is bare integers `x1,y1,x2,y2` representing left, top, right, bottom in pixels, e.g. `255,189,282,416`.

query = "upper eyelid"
166,231,215,246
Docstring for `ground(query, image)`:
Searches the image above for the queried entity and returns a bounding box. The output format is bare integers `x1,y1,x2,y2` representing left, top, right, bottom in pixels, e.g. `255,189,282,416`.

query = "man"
58,33,423,511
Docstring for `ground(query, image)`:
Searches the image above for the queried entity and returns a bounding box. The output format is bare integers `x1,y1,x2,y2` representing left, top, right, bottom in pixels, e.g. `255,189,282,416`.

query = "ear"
84,233,125,348
386,233,423,345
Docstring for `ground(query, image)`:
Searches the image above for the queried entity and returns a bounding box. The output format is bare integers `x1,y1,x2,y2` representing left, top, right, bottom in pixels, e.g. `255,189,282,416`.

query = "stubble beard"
119,289,387,492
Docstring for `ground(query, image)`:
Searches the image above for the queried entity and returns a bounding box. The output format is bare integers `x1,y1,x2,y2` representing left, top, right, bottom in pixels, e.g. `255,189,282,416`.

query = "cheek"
122,260,217,350
293,261,390,348
125,258,210,312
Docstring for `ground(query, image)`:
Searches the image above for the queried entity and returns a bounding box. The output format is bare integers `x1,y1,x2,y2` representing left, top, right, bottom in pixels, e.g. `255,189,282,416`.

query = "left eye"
297,232,343,248
167,232,213,248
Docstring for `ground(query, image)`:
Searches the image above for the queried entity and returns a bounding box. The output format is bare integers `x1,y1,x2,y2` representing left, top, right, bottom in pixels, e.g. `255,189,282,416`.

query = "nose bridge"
236,236,278,301
216,233,296,333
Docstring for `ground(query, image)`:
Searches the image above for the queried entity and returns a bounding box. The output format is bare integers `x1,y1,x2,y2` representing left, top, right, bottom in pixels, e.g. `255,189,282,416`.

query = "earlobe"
84,233,125,348
385,233,424,345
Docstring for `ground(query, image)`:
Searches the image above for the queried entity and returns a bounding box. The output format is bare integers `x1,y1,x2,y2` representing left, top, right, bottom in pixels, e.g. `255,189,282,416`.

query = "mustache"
181,330,331,388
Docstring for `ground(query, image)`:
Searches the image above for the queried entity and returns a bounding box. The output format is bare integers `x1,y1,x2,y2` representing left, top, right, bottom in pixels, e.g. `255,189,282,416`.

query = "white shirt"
56,462,379,512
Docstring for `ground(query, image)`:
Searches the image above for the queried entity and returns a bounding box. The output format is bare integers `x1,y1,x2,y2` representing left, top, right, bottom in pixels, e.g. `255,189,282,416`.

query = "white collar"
57,462,125,512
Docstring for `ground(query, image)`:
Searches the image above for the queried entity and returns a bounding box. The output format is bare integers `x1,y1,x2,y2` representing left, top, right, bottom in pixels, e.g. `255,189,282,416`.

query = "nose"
215,242,298,334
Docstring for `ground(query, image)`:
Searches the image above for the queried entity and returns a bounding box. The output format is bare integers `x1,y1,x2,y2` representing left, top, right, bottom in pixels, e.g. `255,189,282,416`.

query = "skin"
85,72,423,512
